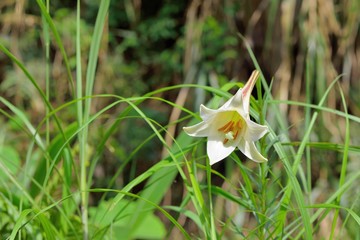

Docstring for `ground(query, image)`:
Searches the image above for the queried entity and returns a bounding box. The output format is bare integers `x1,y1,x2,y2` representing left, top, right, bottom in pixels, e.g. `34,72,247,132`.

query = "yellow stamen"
218,121,234,132
233,129,239,140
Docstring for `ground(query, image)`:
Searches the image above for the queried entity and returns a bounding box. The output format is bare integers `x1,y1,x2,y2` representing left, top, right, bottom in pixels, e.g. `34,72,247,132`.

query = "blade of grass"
75,0,87,238
330,82,350,239
309,204,360,226
206,162,217,240
36,0,75,95
281,142,360,153
77,0,110,238
41,0,51,146
8,209,33,240
76,0,83,134
305,52,313,202
268,99,360,123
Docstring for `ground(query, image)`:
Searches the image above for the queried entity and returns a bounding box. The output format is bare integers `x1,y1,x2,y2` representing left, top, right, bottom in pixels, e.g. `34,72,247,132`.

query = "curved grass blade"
35,0,75,95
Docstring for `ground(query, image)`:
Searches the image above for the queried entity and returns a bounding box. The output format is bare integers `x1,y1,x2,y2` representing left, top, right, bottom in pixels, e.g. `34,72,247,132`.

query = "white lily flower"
184,70,268,165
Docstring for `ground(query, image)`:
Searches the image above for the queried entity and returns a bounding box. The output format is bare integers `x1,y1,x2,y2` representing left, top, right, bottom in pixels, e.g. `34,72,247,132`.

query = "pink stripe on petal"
242,70,260,113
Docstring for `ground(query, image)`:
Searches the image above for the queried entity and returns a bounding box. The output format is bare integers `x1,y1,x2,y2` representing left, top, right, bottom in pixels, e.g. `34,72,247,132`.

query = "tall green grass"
0,1,359,239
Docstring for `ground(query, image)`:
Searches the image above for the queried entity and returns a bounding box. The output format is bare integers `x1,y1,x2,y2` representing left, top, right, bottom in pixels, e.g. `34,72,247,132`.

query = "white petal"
243,119,268,141
220,88,243,110
223,91,248,118
199,104,218,120
237,139,267,163
207,137,236,165
183,121,210,137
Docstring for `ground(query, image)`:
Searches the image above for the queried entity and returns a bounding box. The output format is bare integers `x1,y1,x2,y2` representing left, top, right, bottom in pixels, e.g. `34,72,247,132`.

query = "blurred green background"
0,0,359,238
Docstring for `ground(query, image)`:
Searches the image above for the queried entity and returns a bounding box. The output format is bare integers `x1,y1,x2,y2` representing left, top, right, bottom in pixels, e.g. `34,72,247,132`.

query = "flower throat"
217,112,244,144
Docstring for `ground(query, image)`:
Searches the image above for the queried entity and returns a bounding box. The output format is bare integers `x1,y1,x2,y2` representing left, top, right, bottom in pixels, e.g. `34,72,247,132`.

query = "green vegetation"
0,0,359,239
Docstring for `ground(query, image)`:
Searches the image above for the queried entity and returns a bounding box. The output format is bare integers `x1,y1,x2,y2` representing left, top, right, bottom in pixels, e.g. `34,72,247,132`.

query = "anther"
218,121,234,132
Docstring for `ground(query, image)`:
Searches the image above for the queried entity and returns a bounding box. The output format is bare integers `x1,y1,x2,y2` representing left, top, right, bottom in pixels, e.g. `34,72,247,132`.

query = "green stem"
330,83,350,239
75,0,88,238
43,0,50,146
305,58,312,202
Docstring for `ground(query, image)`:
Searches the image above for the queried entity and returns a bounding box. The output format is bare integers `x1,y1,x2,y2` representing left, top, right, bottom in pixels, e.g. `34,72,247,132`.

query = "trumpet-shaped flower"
184,70,268,165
